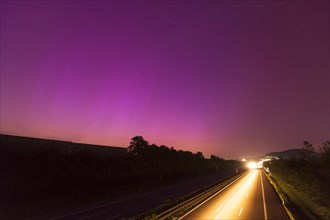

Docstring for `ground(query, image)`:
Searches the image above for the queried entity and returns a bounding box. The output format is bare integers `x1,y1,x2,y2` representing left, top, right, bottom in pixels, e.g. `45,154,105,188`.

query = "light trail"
181,169,264,219
180,169,289,220
214,170,258,219
178,172,248,220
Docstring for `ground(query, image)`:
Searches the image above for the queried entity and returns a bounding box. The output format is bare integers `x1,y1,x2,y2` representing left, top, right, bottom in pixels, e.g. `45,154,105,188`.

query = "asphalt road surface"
180,169,289,220
38,170,240,220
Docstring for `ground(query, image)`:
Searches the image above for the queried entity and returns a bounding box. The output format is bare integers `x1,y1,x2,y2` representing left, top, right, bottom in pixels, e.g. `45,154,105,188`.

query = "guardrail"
153,171,247,220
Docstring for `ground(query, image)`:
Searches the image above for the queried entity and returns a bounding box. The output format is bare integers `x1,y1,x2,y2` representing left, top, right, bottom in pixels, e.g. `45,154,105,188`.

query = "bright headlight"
247,162,257,169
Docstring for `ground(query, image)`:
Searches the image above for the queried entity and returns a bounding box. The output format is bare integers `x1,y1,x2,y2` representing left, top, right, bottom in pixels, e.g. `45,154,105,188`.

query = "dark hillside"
0,134,126,156
266,148,320,159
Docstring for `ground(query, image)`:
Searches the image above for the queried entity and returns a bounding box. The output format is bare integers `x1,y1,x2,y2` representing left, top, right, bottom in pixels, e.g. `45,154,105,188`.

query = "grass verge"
265,170,329,220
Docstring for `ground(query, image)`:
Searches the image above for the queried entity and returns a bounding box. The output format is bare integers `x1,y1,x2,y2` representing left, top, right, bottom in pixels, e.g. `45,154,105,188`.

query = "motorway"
180,169,289,220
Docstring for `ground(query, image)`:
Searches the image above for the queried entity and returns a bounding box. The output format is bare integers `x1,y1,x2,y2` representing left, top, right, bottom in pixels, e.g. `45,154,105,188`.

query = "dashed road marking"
216,203,223,212
238,207,244,216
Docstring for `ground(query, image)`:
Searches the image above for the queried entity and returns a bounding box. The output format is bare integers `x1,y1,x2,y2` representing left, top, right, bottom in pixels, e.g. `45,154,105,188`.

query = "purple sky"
1,1,329,159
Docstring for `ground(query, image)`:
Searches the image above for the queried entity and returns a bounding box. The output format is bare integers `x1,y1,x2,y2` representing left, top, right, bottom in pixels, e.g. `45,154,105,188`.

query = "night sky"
1,1,329,159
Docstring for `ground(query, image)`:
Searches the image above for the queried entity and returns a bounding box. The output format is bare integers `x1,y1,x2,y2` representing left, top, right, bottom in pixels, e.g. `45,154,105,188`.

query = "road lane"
180,169,289,220
262,170,289,220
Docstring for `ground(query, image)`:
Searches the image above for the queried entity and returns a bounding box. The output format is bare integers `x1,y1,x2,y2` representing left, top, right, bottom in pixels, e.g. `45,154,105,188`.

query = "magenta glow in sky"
1,1,329,158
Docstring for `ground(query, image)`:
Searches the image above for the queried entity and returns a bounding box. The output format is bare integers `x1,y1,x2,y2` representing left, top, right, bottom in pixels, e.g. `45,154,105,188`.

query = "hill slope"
266,148,320,159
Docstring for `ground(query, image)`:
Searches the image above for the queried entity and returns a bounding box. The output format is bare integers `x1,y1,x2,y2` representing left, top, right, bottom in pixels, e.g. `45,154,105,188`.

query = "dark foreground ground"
2,169,241,220
38,170,243,220
0,134,244,219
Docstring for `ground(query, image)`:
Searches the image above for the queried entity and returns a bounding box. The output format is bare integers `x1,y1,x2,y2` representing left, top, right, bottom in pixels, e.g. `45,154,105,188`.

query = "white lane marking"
78,210,108,220
260,170,268,220
108,214,122,220
177,172,249,220
246,193,249,197
215,203,223,212
238,207,243,216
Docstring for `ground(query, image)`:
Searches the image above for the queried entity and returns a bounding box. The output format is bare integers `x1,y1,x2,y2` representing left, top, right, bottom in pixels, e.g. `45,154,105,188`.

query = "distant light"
241,158,246,162
247,162,257,169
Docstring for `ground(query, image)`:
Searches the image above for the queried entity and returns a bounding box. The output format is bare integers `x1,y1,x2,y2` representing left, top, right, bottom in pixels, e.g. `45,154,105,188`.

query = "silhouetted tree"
210,155,218,161
303,141,314,152
127,136,149,155
320,141,330,164
210,155,225,163
195,151,204,159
